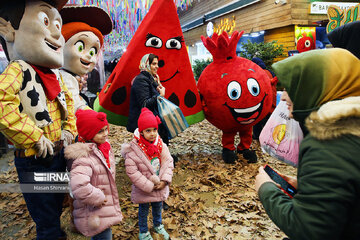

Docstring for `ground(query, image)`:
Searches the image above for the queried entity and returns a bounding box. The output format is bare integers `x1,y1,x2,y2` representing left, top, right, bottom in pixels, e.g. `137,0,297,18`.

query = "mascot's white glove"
35,135,54,158
61,130,74,147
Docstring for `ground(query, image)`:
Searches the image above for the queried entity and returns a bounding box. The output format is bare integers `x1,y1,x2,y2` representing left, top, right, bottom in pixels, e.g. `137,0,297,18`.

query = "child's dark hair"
0,0,57,61
148,53,159,65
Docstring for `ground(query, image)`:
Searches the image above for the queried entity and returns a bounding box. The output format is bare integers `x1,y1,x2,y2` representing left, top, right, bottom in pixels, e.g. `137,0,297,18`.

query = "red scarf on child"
78,136,111,169
138,135,162,162
97,142,111,169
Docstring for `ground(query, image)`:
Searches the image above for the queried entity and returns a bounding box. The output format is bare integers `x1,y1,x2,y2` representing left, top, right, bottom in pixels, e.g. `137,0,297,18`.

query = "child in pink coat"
121,108,174,240
65,109,122,239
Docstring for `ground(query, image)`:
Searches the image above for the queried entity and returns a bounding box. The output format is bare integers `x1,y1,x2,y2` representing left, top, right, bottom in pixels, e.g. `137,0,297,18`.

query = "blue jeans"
91,228,112,240
138,202,162,233
14,150,66,240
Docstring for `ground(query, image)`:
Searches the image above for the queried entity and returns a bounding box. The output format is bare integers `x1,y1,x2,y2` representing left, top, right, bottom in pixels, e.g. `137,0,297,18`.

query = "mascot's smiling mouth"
80,59,91,66
224,94,267,125
160,70,179,83
45,40,60,52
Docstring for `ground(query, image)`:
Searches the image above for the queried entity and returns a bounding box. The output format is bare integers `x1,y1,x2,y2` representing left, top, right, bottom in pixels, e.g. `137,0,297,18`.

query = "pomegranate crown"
201,31,244,63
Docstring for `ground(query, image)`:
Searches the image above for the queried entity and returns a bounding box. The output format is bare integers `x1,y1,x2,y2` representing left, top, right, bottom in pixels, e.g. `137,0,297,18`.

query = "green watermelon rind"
93,97,205,127
93,97,128,126
185,110,205,125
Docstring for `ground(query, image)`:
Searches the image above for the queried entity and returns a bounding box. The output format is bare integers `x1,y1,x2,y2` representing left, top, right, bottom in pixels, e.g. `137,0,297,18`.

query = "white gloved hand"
35,135,54,158
61,130,74,147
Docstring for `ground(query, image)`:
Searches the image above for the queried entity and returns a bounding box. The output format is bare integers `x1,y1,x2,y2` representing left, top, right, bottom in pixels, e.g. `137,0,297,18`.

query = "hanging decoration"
68,0,200,55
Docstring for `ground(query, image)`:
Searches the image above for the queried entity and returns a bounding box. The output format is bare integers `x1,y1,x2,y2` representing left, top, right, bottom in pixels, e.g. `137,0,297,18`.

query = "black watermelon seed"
168,92,180,106
184,90,196,108
111,86,127,105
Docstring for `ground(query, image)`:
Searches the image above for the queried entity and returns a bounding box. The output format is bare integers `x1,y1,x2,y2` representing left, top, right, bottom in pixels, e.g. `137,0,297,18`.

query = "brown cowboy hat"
60,4,113,36
0,0,68,11
52,0,69,10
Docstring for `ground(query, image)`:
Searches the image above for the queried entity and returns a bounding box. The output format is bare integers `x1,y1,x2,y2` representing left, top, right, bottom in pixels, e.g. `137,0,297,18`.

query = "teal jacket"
259,97,360,240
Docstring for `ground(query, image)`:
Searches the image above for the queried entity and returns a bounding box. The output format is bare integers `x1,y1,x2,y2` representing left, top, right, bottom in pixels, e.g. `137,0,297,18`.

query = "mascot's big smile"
160,70,179,83
80,58,91,66
45,39,61,52
224,94,267,125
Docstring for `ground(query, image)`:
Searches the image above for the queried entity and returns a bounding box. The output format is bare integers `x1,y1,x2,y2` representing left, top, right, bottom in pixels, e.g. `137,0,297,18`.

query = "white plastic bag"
259,101,303,167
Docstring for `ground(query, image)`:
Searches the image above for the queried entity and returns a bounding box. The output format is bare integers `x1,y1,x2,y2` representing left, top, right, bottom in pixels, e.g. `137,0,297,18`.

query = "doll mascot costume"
0,0,77,239
60,4,112,112
197,31,277,164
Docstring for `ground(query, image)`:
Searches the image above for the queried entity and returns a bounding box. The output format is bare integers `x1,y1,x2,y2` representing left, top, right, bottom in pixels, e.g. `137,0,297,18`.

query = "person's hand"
0,18,15,42
61,130,74,147
154,181,167,190
34,135,54,158
255,166,275,193
278,172,298,189
157,85,165,97
95,198,107,208
153,73,160,84
280,90,294,118
97,189,107,207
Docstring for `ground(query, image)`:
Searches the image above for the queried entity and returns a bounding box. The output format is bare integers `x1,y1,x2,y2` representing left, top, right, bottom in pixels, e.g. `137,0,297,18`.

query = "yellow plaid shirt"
0,62,77,155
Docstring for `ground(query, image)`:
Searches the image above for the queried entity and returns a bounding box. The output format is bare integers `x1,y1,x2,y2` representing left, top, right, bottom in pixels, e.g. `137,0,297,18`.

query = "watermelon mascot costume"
197,31,277,163
94,0,204,126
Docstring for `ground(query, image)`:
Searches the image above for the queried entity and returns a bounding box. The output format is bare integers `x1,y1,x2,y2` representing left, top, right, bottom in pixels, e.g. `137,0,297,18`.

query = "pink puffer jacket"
121,138,174,204
65,142,123,237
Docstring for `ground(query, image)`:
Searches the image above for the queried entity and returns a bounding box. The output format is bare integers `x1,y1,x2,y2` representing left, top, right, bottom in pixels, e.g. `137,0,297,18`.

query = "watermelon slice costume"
94,0,204,126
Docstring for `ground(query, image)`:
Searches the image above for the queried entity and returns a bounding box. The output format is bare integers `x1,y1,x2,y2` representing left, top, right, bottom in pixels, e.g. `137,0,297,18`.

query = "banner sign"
214,16,236,35
326,3,360,32
310,2,359,15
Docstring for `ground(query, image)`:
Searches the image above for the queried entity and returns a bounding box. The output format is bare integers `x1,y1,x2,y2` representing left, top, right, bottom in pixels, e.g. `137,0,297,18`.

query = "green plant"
192,58,213,81
239,40,284,68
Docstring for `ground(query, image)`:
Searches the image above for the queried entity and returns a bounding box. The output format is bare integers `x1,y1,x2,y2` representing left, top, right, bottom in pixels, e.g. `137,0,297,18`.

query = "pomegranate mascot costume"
198,31,277,164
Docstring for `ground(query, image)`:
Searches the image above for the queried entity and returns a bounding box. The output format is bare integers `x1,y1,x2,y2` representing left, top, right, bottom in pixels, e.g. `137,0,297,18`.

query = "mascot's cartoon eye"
165,38,182,50
305,40,311,48
247,78,260,96
75,41,85,53
54,21,61,30
89,47,98,57
54,20,61,30
38,12,50,27
227,81,242,100
145,36,163,48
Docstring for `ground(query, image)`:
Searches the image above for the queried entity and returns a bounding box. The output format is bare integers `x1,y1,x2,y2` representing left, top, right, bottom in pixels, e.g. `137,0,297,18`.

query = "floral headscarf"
139,54,152,72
